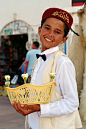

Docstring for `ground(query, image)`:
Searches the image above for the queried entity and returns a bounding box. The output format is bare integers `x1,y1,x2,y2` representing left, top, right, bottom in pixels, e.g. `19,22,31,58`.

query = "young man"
12,8,82,129
24,41,40,83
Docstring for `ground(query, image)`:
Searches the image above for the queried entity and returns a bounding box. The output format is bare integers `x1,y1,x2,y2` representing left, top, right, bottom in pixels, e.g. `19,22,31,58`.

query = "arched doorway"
0,20,33,36
0,20,33,84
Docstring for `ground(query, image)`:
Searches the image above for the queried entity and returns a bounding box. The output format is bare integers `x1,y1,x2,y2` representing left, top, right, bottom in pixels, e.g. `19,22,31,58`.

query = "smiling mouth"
45,38,53,42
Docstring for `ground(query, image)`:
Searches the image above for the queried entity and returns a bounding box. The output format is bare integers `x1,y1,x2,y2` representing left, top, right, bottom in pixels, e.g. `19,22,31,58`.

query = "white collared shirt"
26,46,79,129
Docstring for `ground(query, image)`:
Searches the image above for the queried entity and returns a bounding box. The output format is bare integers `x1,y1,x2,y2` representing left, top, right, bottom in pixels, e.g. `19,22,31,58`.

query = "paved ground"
0,96,25,129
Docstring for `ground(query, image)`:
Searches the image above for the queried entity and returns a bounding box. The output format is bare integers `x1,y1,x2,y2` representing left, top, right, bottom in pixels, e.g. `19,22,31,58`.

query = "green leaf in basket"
38,99,40,101
50,76,54,79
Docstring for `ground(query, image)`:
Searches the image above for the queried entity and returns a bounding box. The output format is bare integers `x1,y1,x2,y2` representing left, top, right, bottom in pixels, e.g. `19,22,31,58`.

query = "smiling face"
38,18,68,52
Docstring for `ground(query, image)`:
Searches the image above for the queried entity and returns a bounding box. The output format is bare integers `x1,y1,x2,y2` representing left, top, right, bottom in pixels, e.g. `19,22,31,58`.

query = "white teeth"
45,38,52,42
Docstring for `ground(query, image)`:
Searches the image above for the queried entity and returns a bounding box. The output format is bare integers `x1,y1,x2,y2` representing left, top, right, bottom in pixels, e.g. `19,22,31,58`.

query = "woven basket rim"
6,81,56,90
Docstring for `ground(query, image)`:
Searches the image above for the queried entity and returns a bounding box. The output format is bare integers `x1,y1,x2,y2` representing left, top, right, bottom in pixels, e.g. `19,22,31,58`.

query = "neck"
32,46,38,49
33,48,38,49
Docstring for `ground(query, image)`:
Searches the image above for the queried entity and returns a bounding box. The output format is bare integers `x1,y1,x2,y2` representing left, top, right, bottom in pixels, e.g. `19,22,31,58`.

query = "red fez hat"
41,8,73,30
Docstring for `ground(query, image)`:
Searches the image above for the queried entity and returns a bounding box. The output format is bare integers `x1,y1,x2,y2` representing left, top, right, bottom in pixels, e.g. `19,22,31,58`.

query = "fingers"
12,102,40,116
21,104,33,109
12,101,26,116
18,102,32,115
15,101,32,115
21,104,40,111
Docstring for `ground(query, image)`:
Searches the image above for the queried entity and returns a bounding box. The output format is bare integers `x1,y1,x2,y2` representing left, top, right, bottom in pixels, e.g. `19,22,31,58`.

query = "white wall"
0,0,71,32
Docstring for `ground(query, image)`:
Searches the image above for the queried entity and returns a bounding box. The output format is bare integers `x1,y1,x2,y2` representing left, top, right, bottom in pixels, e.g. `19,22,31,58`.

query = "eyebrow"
44,24,61,32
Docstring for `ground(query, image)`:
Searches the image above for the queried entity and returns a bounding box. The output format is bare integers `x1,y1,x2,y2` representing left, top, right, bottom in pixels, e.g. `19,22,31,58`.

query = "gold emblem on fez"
52,11,69,23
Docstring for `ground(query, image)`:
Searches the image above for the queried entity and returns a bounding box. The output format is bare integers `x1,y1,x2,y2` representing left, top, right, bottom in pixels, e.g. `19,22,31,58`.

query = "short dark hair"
63,21,69,37
41,18,69,38
33,41,39,48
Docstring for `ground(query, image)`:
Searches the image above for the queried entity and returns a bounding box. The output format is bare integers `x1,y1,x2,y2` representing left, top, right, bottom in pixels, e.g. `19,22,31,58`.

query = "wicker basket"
6,82,56,105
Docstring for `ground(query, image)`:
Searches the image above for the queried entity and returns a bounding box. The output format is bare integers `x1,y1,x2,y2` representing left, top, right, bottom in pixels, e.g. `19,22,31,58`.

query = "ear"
38,26,41,35
60,36,68,44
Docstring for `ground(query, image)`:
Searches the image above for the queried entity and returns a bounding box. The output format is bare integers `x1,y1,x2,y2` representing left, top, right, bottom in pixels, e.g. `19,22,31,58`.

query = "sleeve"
25,51,30,62
38,59,79,117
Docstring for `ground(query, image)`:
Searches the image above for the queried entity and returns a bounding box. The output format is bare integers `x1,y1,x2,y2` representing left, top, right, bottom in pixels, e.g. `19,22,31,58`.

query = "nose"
48,30,53,37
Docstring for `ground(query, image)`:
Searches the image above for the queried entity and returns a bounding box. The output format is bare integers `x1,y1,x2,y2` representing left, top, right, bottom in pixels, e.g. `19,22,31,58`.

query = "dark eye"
55,31,60,34
45,27,50,30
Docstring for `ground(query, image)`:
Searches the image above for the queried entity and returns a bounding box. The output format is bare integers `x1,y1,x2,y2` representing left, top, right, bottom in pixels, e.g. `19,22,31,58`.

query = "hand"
19,66,22,70
12,101,40,116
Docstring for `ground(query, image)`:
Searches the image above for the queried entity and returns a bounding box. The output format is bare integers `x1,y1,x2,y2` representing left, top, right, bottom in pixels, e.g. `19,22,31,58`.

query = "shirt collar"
41,46,59,55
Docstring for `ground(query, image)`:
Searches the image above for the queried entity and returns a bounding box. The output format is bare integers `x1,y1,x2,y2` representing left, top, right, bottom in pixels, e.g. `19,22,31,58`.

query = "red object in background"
72,2,85,6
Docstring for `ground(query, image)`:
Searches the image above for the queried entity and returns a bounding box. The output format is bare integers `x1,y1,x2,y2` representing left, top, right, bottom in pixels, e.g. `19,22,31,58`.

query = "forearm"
24,61,28,73
19,61,26,70
39,98,79,117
